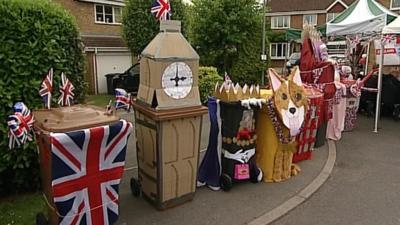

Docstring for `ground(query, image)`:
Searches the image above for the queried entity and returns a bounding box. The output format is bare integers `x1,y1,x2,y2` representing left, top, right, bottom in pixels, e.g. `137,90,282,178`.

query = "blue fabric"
197,97,221,187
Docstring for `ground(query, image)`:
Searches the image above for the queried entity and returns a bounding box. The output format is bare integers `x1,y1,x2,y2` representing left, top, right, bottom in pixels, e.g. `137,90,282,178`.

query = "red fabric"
300,39,315,72
293,151,312,163
300,38,336,123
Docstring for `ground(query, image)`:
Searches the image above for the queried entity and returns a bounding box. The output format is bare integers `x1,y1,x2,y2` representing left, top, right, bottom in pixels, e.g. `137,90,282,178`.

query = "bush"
0,0,85,195
198,67,223,104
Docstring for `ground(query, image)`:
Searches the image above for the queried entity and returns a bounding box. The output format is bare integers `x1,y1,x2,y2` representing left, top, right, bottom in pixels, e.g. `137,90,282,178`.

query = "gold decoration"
214,82,261,102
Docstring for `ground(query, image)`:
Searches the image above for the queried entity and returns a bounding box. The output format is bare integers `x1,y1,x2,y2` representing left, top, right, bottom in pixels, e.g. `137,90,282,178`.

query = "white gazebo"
327,0,398,132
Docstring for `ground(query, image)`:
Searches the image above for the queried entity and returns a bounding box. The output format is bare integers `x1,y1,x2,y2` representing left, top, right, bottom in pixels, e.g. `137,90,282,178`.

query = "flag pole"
374,41,384,133
261,0,267,86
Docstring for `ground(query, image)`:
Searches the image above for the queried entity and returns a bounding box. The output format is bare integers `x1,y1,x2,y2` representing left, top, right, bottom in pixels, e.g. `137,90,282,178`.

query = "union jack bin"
33,105,133,225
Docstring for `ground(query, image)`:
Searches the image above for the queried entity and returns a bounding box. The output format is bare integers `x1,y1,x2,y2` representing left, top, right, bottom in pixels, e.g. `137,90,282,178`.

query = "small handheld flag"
115,88,131,111
39,68,53,109
7,102,34,149
151,0,171,21
58,72,75,107
224,72,233,89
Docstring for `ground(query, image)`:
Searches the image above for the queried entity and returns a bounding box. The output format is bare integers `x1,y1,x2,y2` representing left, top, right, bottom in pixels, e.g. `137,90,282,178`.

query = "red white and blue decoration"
115,88,131,111
7,102,34,149
151,0,171,21
58,72,75,107
39,68,54,109
381,34,395,45
50,120,132,225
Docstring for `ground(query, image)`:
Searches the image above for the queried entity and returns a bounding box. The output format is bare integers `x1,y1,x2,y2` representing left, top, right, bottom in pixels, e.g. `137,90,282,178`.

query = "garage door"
96,52,132,94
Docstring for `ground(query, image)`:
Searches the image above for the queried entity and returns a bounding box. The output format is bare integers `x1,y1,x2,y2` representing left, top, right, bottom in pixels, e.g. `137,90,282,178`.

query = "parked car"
105,63,140,95
286,52,301,71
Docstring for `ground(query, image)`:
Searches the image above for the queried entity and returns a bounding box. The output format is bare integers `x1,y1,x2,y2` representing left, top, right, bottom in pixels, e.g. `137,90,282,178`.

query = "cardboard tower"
131,20,207,209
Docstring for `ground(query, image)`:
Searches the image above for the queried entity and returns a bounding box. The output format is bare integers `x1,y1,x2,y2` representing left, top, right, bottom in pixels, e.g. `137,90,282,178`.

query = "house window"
391,0,400,9
95,4,122,24
271,16,290,29
326,13,339,22
303,14,317,25
270,43,288,59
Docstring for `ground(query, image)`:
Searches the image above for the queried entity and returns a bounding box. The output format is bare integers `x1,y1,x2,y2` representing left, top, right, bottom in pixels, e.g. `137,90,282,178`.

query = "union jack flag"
39,68,54,109
50,120,132,225
58,72,75,107
7,102,34,149
151,0,171,20
115,88,131,111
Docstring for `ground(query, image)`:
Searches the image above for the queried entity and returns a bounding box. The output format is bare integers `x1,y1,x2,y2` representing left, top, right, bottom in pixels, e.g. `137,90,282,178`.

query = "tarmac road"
273,115,400,225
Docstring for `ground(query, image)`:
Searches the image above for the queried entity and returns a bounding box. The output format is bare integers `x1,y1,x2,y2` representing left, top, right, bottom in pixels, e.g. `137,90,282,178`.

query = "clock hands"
170,64,187,87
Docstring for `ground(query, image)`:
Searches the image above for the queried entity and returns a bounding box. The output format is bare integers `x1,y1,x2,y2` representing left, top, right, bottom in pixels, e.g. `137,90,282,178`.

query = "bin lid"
33,105,119,132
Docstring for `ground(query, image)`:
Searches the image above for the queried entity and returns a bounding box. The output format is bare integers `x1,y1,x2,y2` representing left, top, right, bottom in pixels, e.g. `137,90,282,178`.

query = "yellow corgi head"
268,66,308,136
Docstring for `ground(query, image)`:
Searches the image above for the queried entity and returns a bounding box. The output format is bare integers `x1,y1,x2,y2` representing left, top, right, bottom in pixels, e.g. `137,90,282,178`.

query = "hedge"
198,67,223,104
0,0,86,195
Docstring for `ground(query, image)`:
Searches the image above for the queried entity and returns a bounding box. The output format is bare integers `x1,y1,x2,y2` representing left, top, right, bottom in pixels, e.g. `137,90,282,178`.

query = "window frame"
94,4,122,25
391,0,400,10
269,42,289,60
270,16,290,29
326,12,338,22
303,14,318,26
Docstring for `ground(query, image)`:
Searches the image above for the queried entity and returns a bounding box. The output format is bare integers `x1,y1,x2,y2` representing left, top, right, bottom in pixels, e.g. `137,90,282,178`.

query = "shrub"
198,67,223,103
0,0,85,195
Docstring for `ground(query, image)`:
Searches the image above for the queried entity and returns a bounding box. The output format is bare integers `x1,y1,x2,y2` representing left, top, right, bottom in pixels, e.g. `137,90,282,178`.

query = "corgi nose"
289,107,296,114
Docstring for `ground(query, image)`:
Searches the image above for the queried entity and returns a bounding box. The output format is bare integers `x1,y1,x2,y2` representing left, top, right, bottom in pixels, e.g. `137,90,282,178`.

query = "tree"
122,0,188,57
190,0,267,83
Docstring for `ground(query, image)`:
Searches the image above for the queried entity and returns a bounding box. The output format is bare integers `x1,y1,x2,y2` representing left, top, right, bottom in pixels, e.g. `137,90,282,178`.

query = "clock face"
162,62,193,99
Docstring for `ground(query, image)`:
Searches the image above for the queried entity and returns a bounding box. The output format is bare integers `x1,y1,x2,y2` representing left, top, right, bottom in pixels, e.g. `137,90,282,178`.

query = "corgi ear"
290,66,303,86
268,68,283,92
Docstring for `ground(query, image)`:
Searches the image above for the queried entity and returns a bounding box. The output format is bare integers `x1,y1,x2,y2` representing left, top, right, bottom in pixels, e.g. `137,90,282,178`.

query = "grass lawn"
85,94,113,107
0,192,45,225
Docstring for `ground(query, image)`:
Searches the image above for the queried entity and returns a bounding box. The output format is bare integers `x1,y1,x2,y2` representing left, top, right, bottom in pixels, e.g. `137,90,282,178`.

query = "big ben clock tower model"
131,20,208,210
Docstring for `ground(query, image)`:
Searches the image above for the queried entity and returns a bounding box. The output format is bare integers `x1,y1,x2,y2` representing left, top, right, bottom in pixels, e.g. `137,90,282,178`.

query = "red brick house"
53,0,133,94
267,0,397,69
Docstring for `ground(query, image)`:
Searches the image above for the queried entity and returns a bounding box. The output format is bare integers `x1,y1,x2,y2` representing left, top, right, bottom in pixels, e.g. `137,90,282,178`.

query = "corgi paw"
291,164,301,176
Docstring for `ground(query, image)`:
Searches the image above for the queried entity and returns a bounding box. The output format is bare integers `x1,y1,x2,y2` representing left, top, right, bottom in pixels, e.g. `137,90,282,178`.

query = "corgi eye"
282,93,288,100
295,93,302,101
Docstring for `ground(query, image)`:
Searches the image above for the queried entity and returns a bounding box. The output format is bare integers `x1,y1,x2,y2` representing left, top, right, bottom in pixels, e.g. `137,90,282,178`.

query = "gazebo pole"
364,42,370,77
374,41,384,133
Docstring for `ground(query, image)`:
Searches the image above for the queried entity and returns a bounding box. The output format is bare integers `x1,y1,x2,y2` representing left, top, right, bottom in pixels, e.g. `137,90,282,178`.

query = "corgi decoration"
256,66,308,182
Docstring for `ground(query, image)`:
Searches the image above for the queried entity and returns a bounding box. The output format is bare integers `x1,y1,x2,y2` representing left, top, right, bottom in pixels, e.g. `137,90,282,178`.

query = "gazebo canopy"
383,16,400,34
326,0,397,36
286,26,326,42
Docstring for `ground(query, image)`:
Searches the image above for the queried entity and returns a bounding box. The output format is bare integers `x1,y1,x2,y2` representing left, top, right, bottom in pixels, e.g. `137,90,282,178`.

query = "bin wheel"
393,105,400,121
130,177,141,197
220,173,232,191
36,213,48,225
